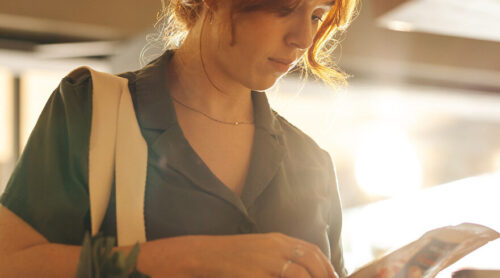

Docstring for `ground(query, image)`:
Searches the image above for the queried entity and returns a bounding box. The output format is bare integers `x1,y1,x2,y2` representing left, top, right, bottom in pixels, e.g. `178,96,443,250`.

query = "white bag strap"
66,66,147,246
114,79,148,246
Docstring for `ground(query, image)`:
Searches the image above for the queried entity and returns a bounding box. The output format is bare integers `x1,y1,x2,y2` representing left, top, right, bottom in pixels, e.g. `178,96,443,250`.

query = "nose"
285,16,315,50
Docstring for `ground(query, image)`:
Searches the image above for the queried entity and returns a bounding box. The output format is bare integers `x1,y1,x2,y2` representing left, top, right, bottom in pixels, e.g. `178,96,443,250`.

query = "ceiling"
0,0,499,91
0,0,161,42
378,0,500,42
340,0,500,91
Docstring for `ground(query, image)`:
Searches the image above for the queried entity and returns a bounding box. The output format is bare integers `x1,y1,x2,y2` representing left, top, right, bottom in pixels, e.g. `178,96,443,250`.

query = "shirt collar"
134,49,283,136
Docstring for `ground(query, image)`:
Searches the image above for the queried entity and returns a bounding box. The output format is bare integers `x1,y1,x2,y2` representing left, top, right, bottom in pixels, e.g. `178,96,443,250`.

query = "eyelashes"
312,14,324,22
275,7,325,23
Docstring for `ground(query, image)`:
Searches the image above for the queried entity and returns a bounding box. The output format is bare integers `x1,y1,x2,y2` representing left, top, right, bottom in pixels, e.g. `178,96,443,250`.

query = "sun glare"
354,125,422,198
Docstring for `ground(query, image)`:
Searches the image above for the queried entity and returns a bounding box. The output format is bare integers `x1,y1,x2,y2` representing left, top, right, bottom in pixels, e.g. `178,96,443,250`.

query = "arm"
0,204,199,277
0,75,195,277
0,204,338,278
0,204,81,277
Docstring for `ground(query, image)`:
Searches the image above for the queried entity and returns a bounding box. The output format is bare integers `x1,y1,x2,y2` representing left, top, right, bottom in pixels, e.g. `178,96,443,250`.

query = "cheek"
231,13,286,56
216,15,289,88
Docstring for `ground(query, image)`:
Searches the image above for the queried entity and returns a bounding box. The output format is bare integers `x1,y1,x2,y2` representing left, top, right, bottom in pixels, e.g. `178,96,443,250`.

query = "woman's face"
202,0,335,91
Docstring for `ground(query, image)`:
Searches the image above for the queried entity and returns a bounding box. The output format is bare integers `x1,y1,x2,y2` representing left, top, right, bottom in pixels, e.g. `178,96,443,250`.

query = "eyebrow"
317,0,335,9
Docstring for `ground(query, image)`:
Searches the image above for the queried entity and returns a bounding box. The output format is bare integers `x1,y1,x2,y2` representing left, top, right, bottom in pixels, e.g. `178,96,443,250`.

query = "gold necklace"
170,95,254,126
170,13,253,126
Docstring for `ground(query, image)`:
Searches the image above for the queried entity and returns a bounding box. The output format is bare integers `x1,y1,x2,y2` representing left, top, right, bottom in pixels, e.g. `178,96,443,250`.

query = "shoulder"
54,67,142,110
56,67,94,109
274,111,332,168
59,67,94,93
60,67,137,91
0,68,100,245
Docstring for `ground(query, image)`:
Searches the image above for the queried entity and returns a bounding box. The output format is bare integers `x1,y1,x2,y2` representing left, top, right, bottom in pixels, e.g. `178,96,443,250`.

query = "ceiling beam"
371,0,411,17
338,0,500,90
0,0,161,40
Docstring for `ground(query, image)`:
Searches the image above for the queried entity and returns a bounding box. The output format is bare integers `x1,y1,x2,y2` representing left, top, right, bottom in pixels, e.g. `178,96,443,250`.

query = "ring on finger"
280,260,293,278
291,245,305,261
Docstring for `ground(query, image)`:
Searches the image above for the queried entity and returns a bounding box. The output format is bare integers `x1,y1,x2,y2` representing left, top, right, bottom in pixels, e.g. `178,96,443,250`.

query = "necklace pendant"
235,122,239,126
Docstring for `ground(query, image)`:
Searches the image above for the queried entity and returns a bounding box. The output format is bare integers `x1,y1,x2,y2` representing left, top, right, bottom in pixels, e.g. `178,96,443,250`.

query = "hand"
192,232,338,278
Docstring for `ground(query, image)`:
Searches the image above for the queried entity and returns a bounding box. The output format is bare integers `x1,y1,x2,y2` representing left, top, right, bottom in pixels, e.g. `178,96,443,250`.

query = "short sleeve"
324,151,348,277
0,72,93,245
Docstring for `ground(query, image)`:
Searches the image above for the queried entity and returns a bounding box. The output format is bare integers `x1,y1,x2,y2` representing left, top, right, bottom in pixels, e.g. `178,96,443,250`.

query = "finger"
312,250,338,278
282,261,311,278
284,238,337,278
290,246,329,278
311,246,338,278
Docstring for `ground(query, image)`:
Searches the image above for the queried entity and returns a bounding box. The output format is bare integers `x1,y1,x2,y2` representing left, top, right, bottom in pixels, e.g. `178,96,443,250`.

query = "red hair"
156,0,359,87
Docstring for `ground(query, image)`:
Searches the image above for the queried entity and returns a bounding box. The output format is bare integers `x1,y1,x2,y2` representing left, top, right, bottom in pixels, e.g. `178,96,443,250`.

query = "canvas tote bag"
66,67,147,247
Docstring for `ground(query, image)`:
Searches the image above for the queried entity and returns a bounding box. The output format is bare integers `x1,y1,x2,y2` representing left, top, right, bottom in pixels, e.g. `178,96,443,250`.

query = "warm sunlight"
0,68,13,163
354,124,422,197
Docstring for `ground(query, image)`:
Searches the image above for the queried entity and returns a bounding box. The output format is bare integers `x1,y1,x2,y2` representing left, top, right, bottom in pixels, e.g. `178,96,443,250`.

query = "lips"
268,57,296,72
269,57,295,66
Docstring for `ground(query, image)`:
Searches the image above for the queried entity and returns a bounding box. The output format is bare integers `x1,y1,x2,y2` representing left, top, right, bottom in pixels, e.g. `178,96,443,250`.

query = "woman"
0,0,358,277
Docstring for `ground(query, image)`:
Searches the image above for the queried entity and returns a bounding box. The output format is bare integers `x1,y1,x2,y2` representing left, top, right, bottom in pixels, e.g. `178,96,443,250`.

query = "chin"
250,81,278,91
248,73,284,91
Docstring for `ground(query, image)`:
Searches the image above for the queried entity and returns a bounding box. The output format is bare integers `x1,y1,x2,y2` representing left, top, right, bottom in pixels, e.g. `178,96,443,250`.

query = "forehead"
300,0,336,10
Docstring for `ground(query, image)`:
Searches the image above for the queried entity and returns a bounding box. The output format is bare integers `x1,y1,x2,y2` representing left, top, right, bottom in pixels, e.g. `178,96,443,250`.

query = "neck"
166,19,254,124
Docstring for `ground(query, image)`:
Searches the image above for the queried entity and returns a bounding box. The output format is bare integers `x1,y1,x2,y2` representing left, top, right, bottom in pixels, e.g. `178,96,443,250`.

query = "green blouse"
0,50,347,277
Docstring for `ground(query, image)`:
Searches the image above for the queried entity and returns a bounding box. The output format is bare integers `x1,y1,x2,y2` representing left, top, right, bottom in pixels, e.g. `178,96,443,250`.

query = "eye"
312,12,326,23
312,14,324,22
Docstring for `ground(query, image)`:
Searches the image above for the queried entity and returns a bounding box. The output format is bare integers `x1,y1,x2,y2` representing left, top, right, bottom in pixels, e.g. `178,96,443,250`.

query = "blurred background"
0,0,499,275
